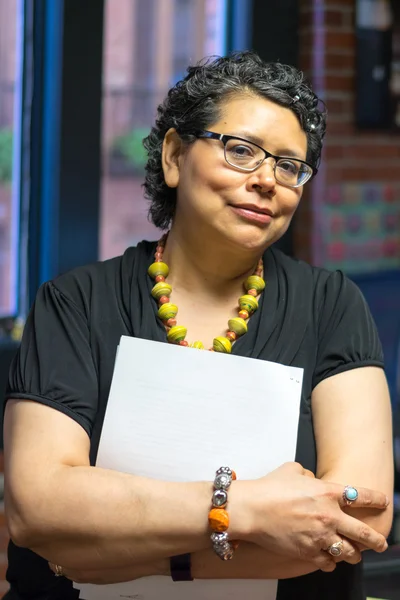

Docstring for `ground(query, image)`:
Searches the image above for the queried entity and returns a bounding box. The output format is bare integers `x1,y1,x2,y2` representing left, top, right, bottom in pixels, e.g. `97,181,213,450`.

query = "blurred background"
0,0,399,597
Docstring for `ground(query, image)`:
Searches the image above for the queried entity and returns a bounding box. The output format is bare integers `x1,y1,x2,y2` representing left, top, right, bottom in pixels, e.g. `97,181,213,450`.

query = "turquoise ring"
343,485,358,505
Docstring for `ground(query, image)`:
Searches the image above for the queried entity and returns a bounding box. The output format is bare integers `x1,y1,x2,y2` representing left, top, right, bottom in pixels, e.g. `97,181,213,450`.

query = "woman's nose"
247,159,277,193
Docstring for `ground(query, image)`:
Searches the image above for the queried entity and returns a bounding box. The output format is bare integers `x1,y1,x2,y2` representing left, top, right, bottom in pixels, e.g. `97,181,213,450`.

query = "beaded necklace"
148,234,266,352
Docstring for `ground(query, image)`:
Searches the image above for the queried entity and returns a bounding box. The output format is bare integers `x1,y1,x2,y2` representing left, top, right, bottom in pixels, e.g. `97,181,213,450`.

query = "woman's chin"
223,224,279,254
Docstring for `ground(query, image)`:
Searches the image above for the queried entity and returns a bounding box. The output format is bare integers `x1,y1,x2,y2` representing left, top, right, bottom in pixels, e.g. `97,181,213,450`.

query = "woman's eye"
229,144,254,158
278,160,299,174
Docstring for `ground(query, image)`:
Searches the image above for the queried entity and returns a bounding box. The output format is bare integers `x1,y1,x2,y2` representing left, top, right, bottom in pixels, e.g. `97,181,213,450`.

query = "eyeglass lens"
224,138,312,186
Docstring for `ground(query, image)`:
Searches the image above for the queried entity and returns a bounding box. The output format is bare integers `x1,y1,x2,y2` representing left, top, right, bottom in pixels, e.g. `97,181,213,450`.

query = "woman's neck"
161,226,263,300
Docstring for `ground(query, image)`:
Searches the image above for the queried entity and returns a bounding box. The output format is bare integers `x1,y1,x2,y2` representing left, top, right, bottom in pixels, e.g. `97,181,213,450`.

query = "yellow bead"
151,281,172,300
213,336,232,353
157,303,178,320
244,275,265,293
228,317,248,336
190,341,205,349
148,262,169,279
167,325,187,343
238,294,258,314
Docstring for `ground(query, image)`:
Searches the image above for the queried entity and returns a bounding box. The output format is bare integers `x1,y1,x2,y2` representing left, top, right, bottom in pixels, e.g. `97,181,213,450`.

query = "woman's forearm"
192,543,317,580
59,544,318,585
16,465,218,570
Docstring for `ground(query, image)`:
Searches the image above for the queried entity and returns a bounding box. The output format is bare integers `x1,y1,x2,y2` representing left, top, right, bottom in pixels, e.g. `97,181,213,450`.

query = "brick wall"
295,0,400,269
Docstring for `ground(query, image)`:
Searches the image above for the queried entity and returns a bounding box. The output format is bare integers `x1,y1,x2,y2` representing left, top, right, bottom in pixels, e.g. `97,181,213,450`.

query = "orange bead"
238,310,249,320
231,470,237,480
155,252,163,261
179,340,188,346
156,245,164,254
248,289,258,296
226,331,237,342
159,296,169,304
166,318,177,327
208,508,229,532
155,275,165,283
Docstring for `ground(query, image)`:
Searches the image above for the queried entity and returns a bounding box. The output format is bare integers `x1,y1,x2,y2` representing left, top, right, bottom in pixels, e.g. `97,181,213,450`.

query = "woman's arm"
5,396,388,576
6,400,318,579
52,544,319,584
7,400,318,579
4,400,213,569
63,367,394,584
312,366,394,538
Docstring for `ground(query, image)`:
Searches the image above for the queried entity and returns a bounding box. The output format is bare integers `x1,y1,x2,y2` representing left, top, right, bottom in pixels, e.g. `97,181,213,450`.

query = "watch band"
170,553,193,581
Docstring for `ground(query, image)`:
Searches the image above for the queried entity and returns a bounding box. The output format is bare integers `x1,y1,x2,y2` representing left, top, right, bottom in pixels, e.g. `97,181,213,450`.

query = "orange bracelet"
208,507,229,531
208,467,238,560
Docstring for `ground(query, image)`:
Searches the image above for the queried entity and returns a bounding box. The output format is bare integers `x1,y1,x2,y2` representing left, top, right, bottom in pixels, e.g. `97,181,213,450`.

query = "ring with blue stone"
343,485,358,505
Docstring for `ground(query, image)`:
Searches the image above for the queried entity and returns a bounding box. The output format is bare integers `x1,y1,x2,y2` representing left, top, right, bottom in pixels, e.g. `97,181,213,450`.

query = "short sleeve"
312,271,384,390
6,281,99,436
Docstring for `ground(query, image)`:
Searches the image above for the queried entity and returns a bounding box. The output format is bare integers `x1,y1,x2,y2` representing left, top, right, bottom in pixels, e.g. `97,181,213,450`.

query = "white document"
76,335,303,600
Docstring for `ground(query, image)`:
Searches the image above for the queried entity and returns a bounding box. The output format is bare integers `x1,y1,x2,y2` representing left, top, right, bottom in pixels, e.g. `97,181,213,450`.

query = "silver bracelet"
209,467,237,561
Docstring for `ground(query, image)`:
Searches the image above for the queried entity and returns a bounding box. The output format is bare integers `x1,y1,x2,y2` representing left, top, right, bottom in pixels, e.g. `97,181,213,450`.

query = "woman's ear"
162,128,183,189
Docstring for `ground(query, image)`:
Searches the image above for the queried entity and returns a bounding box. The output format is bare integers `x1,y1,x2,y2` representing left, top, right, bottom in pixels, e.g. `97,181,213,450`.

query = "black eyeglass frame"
192,129,317,187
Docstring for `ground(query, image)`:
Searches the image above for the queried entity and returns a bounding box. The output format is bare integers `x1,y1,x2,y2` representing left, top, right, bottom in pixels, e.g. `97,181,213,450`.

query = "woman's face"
163,94,309,253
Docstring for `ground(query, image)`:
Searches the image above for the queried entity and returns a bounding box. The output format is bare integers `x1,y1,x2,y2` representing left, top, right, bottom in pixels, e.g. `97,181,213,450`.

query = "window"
0,0,22,319
100,0,227,260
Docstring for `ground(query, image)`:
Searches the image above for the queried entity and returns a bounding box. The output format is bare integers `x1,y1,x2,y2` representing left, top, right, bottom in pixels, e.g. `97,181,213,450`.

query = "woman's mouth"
229,204,274,225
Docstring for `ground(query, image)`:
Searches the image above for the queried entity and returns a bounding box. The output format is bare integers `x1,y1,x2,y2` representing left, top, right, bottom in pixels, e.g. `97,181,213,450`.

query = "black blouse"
5,241,384,600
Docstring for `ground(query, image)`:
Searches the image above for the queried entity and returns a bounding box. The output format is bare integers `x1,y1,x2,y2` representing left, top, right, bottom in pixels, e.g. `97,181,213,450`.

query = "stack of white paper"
76,336,303,600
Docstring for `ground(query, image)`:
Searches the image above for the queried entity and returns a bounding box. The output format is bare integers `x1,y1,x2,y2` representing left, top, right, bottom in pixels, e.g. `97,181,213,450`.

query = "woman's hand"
230,462,389,572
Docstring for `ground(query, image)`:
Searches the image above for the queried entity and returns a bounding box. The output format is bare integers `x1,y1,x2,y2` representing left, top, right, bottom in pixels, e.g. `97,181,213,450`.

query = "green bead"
228,317,248,336
158,303,178,320
190,341,205,349
244,275,265,293
148,262,169,279
167,325,187,344
238,294,258,314
151,282,172,300
213,336,232,353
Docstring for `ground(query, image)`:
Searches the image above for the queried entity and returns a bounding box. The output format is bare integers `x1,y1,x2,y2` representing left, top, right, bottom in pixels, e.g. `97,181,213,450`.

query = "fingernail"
383,541,388,551
385,496,390,507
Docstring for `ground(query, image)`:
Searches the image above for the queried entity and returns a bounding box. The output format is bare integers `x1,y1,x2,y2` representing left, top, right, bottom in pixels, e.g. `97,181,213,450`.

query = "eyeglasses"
193,130,316,188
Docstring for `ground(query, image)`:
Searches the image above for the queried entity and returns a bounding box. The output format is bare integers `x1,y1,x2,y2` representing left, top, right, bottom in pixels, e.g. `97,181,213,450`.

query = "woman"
3,52,393,599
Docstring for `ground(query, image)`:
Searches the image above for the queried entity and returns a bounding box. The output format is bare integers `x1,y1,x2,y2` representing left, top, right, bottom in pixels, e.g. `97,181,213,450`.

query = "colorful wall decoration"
321,182,400,274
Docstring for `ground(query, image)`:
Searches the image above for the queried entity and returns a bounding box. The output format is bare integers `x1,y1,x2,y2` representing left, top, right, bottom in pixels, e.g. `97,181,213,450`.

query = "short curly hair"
143,51,326,230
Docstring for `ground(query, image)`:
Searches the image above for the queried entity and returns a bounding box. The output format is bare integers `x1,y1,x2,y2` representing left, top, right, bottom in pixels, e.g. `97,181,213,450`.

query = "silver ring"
343,485,359,506
54,564,64,577
326,540,343,557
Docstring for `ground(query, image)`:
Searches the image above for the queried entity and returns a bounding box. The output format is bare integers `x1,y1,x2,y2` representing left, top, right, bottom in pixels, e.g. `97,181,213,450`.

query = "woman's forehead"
211,94,308,157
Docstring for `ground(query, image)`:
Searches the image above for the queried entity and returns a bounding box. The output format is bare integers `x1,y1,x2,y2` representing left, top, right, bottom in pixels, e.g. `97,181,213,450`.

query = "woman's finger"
337,513,388,553
323,538,362,565
328,483,388,510
337,539,362,565
341,485,388,510
312,553,337,572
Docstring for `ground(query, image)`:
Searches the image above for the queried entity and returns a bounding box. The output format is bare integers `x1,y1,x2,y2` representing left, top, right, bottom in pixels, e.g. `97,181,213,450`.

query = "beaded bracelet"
208,467,238,560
